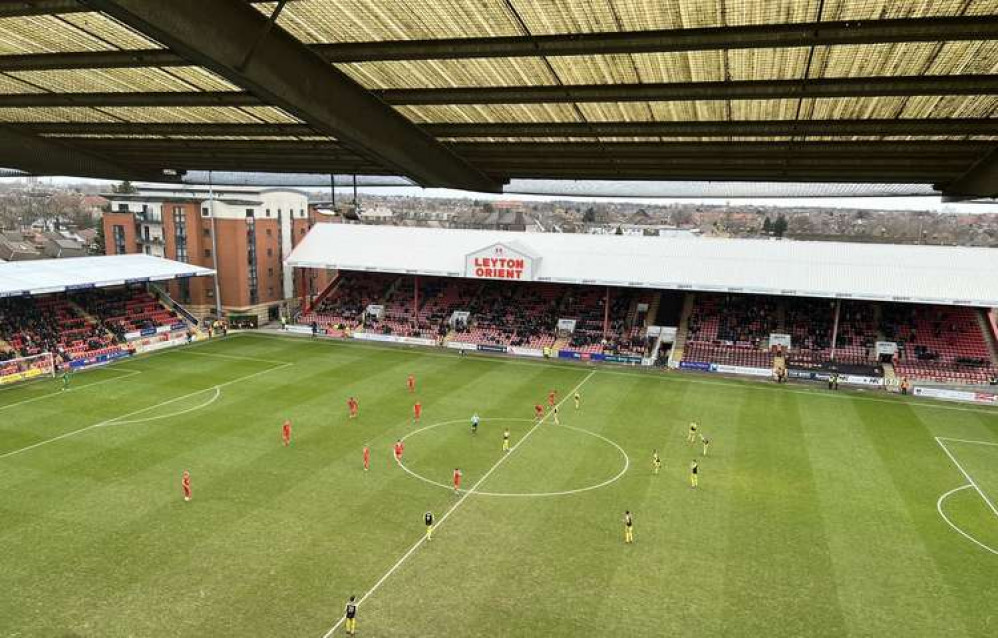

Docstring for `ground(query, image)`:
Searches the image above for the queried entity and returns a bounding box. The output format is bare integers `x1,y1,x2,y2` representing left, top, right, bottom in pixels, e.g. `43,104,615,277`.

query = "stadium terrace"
288,224,998,307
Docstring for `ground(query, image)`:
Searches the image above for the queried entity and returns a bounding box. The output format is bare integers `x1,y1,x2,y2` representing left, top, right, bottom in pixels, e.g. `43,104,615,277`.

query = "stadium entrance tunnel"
397,417,629,497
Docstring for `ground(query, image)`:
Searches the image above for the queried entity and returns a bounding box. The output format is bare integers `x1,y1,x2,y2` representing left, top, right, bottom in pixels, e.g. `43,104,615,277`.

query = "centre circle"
396,417,630,497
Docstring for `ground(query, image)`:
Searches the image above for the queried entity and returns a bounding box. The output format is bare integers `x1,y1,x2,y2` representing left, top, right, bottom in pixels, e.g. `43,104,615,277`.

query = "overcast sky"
6,176,997,214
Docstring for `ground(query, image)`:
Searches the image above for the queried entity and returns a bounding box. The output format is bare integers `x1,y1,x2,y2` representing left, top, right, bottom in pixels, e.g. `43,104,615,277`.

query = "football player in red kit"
181,470,191,502
453,467,463,493
393,439,405,462
413,401,422,423
282,419,292,446
363,445,370,471
348,397,358,419
407,374,416,393
548,389,557,407
534,403,544,421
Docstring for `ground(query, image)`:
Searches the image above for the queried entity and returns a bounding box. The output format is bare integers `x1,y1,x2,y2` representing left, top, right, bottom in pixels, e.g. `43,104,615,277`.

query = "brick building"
103,185,336,322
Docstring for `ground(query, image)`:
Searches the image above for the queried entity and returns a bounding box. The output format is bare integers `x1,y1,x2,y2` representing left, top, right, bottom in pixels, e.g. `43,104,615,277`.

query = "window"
112,224,127,254
300,228,306,235
265,209,271,217
265,228,272,237
201,207,209,217
245,209,254,218
117,203,128,212
268,267,274,276
204,248,212,258
299,209,305,217
246,217,259,305
203,228,210,237
266,247,272,257
268,287,275,297
173,207,188,262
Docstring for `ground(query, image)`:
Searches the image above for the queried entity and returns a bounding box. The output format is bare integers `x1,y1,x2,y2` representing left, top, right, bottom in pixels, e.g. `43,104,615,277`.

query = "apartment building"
103,184,335,321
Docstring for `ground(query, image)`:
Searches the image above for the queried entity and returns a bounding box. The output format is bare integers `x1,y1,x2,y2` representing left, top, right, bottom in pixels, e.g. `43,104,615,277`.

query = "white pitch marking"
175,349,290,365
320,370,597,638
246,332,998,416
934,436,998,520
936,485,998,556
0,369,142,413
0,362,292,461
935,437,998,447
111,387,221,425
396,417,630,497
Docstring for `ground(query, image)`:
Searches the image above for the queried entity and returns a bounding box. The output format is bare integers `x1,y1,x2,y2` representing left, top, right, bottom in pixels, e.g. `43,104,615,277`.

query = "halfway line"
320,370,597,637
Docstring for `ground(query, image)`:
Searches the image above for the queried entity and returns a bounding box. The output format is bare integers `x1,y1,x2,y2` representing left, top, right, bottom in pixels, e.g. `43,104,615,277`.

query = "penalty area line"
935,437,998,521
0,362,291,461
0,369,142,413
320,370,597,637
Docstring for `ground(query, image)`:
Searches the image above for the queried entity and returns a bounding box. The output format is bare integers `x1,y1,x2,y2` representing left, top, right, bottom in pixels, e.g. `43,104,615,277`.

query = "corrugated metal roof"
0,1,993,192
288,224,998,307
0,254,215,297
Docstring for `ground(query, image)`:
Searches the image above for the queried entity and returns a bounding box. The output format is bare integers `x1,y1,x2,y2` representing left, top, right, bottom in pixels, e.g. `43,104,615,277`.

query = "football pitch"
1,333,996,637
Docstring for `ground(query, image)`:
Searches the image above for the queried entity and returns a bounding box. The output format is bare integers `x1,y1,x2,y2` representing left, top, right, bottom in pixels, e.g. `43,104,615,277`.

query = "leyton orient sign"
465,242,537,281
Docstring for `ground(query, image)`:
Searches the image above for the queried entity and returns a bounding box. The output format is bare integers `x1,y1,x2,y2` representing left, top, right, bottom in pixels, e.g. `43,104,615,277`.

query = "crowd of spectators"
687,294,778,348
303,275,653,354
882,304,998,382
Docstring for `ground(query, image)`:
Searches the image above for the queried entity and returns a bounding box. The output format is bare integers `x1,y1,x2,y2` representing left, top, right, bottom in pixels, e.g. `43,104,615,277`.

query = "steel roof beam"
24,122,319,136
5,75,995,107
83,0,500,191
0,124,168,179
311,16,998,62
425,119,998,138
483,167,953,183
451,141,991,158
939,149,998,198
0,91,260,107
0,0,287,18
68,138,989,158
21,119,998,139
380,75,998,104
1,16,995,69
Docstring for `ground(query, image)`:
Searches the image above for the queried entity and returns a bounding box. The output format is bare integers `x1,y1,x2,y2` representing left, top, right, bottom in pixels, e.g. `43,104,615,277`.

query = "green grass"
1,333,996,637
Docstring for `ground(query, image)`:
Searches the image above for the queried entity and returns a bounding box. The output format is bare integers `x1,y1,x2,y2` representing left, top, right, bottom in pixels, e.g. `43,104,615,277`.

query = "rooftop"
287,224,998,307
0,254,215,297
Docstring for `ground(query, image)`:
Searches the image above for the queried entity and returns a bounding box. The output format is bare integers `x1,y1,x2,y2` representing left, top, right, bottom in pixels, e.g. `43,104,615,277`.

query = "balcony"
135,211,163,224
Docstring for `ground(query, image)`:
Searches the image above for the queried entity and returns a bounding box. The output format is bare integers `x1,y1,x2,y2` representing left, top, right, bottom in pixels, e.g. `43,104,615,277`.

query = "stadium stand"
0,295,116,364
303,274,651,353
298,265,997,386
72,289,182,340
684,293,777,369
883,304,998,384
0,287,187,366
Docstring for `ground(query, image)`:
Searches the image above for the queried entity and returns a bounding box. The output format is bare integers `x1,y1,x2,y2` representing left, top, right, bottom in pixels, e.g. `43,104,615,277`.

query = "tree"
582,207,596,223
762,217,772,235
112,180,137,194
614,225,624,235
772,214,788,239
93,222,106,255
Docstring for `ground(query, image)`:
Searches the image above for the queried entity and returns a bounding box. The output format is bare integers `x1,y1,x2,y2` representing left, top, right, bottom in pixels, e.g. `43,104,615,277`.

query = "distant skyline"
3,175,997,214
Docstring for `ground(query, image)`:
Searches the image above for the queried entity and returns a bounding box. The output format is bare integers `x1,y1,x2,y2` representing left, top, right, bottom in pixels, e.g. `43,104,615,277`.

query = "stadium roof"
287,224,998,307
0,1,995,198
0,253,214,297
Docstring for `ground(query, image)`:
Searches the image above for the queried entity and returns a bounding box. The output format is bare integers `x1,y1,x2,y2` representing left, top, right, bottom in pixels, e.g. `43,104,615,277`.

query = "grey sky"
5,175,997,214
